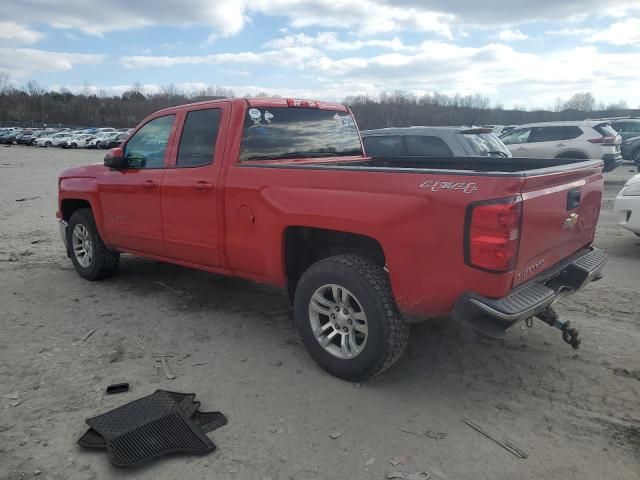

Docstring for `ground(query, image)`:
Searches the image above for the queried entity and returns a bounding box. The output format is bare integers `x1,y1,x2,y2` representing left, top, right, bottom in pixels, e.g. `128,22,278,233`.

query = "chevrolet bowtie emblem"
563,213,579,230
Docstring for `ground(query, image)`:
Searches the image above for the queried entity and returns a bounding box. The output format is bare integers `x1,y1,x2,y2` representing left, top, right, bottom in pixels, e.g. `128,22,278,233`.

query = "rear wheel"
45,141,52,147
71,142,78,149
294,254,409,381
634,149,640,172
68,208,119,280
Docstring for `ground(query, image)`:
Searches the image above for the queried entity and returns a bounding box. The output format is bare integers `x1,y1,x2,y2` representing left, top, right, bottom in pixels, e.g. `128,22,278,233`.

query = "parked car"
14,130,35,145
613,173,640,236
500,121,622,172
57,98,606,381
599,118,640,142
25,130,51,146
99,133,129,149
60,134,94,149
622,136,640,170
85,132,114,149
36,132,74,147
362,127,512,158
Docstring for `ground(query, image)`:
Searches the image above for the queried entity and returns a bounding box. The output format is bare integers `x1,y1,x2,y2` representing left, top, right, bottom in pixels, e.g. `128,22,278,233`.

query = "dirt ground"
0,146,638,480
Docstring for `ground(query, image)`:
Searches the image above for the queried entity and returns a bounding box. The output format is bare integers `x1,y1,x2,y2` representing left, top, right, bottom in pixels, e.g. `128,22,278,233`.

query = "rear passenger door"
527,126,581,158
160,103,230,267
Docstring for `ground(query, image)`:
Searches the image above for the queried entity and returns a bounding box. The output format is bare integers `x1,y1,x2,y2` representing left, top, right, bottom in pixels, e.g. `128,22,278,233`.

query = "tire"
294,254,409,381
71,143,78,149
67,208,119,281
45,141,52,148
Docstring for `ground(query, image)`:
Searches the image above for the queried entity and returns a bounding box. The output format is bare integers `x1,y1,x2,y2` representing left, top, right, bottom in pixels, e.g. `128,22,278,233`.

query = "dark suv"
608,118,640,142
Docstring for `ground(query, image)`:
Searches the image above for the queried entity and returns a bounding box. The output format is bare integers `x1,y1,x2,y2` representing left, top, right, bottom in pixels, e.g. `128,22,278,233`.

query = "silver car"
362,126,512,158
500,121,622,172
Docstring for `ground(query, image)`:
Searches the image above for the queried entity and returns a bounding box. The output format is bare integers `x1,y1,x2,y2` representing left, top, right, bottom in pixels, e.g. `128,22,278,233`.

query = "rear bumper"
602,153,623,172
452,247,606,333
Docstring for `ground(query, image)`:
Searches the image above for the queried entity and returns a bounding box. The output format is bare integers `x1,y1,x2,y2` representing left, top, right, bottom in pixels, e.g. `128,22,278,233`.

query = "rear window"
594,124,618,137
239,107,362,161
405,135,453,156
363,135,407,156
463,133,511,157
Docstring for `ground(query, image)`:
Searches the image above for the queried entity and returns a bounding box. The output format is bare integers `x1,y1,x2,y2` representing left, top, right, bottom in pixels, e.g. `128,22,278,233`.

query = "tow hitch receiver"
535,307,581,349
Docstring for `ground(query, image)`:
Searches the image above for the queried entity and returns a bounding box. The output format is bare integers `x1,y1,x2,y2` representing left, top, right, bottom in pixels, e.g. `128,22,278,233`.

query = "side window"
363,135,407,156
531,126,567,143
124,115,175,169
501,128,531,145
176,109,222,167
405,135,453,156
564,126,582,140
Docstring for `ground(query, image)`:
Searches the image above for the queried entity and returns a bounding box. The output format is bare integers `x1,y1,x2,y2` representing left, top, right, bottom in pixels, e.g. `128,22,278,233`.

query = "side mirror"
104,147,126,169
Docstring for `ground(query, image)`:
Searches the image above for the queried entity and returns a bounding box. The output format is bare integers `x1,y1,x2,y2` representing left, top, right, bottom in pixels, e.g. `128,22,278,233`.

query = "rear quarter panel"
221,163,525,318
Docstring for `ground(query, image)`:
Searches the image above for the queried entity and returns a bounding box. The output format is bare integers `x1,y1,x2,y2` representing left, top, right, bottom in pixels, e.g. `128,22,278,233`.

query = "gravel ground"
1,147,638,480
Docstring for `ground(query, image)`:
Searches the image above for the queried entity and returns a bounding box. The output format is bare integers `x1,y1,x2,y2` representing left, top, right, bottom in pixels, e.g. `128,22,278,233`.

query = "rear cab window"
239,107,363,161
177,108,221,167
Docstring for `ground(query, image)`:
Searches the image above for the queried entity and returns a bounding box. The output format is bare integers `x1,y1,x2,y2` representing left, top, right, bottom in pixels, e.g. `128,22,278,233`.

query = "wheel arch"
283,226,386,301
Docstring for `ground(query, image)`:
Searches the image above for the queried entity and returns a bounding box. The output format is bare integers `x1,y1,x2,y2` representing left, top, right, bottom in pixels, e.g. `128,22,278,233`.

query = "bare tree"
563,92,596,112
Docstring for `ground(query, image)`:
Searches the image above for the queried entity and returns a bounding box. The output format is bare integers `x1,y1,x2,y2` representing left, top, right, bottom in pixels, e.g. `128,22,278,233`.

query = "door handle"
516,147,526,150
556,143,567,147
142,180,158,189
193,181,214,191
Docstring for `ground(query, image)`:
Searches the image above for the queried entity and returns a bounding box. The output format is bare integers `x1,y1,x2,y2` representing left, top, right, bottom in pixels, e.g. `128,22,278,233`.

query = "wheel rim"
72,224,93,268
308,284,368,359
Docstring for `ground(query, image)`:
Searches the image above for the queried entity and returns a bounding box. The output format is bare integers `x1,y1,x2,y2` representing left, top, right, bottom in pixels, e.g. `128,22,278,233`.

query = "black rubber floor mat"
79,410,227,449
107,409,214,467
81,390,222,467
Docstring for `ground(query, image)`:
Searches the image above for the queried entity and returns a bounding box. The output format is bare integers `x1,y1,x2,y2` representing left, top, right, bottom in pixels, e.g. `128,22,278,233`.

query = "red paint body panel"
58,98,604,320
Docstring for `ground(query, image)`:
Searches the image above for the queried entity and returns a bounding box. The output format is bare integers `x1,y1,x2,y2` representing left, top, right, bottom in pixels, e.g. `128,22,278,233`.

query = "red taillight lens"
465,196,523,273
588,136,616,145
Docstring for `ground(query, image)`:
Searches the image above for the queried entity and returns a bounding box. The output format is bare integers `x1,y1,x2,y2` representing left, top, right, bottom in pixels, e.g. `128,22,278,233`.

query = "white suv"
500,121,622,172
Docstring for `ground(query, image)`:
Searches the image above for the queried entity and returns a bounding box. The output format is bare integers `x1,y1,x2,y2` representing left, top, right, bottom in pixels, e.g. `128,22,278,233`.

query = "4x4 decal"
420,180,478,194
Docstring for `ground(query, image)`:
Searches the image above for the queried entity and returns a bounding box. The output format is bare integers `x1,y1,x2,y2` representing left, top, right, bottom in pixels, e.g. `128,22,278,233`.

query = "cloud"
0,48,104,78
546,28,598,36
497,29,528,41
1,0,639,40
263,32,414,51
0,22,45,44
121,46,323,69
589,17,640,45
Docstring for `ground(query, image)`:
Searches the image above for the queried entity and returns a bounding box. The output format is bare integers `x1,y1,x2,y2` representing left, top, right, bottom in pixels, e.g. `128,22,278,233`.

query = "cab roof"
155,97,348,114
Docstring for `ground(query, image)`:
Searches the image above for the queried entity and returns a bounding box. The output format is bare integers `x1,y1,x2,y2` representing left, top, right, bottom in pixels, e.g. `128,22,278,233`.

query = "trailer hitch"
535,307,581,350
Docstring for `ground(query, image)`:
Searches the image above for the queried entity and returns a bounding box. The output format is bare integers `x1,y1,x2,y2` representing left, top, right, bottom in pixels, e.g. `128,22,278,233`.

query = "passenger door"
160,104,229,267
528,126,583,158
99,114,176,255
500,128,532,157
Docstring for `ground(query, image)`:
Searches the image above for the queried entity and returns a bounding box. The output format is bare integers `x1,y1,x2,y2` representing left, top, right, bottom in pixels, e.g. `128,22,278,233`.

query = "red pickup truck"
57,98,607,381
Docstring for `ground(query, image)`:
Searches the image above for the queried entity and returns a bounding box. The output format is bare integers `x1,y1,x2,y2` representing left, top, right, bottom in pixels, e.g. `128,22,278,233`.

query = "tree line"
0,75,637,129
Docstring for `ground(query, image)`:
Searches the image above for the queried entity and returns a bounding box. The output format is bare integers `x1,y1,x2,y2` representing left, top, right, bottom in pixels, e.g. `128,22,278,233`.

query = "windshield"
239,107,363,161
463,132,512,157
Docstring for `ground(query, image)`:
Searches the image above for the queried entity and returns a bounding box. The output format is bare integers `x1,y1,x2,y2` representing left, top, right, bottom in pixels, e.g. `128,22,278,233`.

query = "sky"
1,0,639,109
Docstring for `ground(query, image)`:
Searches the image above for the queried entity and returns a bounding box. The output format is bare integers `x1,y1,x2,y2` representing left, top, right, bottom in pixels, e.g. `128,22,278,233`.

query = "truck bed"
341,156,602,174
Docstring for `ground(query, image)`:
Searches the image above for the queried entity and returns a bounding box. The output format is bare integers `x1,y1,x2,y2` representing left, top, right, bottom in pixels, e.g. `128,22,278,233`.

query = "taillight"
464,196,523,273
588,136,616,145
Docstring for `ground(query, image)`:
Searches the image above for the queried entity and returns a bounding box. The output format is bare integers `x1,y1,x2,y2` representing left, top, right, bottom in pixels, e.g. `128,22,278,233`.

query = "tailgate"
513,161,603,287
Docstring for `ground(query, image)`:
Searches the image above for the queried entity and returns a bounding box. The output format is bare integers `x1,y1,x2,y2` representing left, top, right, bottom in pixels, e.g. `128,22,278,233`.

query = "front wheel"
633,150,640,172
68,208,119,280
294,254,409,381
